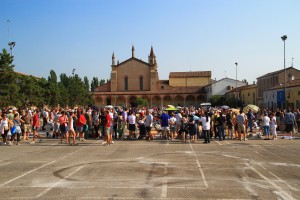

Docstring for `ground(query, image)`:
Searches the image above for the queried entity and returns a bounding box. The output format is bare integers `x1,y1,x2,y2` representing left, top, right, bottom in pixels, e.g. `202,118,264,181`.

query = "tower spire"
132,45,135,58
112,52,115,65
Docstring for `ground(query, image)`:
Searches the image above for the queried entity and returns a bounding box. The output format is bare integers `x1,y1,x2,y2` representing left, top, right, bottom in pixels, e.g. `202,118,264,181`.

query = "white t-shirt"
263,116,270,126
270,116,277,127
200,116,211,130
175,113,182,125
169,117,176,126
145,114,153,127
128,115,136,125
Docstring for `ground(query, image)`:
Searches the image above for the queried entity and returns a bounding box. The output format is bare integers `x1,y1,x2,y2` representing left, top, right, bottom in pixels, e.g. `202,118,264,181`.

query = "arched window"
125,76,128,91
140,76,143,91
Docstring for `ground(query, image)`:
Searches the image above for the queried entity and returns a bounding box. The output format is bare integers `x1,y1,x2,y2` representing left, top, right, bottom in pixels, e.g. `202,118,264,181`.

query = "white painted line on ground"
246,163,296,200
36,165,85,198
189,142,208,189
225,141,230,145
263,141,274,145
0,160,56,188
161,163,168,198
268,171,299,192
215,141,222,145
0,162,11,167
0,140,100,188
254,151,264,157
257,162,267,170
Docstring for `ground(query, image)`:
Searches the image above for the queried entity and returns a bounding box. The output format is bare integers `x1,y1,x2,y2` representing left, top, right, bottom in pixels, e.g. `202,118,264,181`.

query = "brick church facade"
93,46,211,107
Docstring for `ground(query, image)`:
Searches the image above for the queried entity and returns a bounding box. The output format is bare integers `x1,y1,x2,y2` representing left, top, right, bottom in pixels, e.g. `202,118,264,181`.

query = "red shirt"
76,114,86,127
106,114,111,128
32,114,39,127
59,115,68,126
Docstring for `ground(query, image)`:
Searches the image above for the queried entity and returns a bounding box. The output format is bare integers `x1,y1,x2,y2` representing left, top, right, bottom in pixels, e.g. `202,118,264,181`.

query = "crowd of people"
0,105,299,146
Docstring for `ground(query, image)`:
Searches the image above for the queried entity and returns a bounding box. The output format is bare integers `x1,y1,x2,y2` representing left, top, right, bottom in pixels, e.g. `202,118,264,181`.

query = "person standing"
128,110,136,139
262,112,271,140
217,111,226,141
236,110,247,141
76,110,87,142
160,110,170,140
226,109,234,140
283,109,296,139
169,113,177,140
145,110,154,140
247,109,255,133
59,111,69,144
31,110,43,144
10,113,24,145
0,113,10,145
68,111,77,145
200,111,211,144
105,110,112,145
270,112,277,140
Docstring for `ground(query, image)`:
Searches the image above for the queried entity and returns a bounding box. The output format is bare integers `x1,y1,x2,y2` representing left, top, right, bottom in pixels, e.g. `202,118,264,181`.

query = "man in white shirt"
145,110,154,140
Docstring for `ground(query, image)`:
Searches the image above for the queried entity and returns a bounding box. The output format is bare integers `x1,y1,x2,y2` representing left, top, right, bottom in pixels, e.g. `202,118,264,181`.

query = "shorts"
161,126,169,131
129,124,136,131
24,124,32,133
53,123,60,132
170,125,176,132
238,124,245,133
60,124,67,134
106,127,111,135
271,126,277,135
76,126,84,133
285,124,293,133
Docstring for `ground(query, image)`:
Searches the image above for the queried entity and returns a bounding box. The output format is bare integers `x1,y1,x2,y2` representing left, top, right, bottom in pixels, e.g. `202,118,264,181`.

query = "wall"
169,77,210,87
116,59,150,91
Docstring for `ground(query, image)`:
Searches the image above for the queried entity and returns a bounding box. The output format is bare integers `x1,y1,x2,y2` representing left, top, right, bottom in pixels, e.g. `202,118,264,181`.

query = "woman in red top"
105,110,112,145
59,111,69,144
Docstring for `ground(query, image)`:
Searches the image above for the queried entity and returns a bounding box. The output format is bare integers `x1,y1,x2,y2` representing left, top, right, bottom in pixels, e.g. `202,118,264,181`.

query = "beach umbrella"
243,104,259,113
221,105,230,110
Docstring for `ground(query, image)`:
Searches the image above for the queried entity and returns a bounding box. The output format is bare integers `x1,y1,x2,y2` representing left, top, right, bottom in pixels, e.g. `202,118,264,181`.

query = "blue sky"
1,0,299,84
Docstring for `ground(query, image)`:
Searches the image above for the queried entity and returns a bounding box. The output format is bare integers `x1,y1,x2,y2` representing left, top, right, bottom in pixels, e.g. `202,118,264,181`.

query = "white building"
204,78,247,101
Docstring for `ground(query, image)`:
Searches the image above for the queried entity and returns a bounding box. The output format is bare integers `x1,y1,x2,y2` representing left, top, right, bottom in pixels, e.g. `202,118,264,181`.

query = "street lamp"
281,35,287,109
235,62,238,107
8,41,16,56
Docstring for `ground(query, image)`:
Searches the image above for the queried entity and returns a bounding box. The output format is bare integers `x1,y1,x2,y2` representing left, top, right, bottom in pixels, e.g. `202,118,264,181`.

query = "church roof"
116,57,149,67
169,71,211,78
94,82,111,92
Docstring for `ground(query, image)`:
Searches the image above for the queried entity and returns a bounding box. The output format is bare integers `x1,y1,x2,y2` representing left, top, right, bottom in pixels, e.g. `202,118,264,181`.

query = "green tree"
99,79,105,86
135,97,148,107
47,70,60,107
18,75,46,108
0,48,20,107
91,77,99,92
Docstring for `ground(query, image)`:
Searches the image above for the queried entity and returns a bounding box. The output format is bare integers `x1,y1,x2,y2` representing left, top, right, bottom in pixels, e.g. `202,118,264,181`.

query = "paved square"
0,137,299,199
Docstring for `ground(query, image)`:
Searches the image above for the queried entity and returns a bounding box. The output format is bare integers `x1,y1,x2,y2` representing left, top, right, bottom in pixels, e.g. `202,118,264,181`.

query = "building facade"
256,67,300,107
93,46,211,107
263,79,300,110
204,77,247,101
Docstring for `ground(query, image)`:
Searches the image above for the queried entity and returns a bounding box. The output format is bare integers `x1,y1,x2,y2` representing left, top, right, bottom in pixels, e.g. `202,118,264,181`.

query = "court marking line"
160,163,168,198
0,140,100,188
36,165,85,198
254,151,264,157
0,160,56,188
263,141,274,145
0,162,11,167
189,142,208,189
215,141,222,145
245,163,296,200
225,141,230,145
257,162,299,192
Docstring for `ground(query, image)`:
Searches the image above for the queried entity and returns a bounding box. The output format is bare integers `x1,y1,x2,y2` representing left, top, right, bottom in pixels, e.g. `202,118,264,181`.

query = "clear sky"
1,0,299,84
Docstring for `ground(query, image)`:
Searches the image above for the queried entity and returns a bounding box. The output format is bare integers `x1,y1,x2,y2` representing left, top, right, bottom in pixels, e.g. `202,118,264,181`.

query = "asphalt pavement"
0,133,299,200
